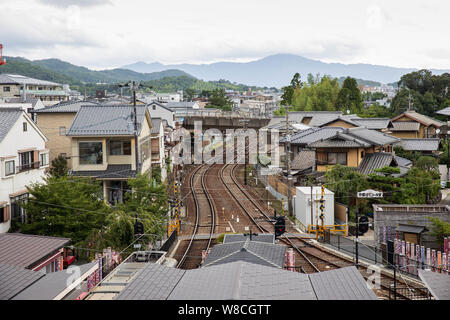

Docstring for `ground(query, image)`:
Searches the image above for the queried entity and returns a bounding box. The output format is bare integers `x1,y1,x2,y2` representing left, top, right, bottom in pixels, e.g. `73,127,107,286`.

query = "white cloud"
1,0,449,70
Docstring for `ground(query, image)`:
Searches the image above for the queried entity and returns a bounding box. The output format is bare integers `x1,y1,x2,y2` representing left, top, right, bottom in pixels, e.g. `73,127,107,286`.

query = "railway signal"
274,216,286,237
358,216,369,235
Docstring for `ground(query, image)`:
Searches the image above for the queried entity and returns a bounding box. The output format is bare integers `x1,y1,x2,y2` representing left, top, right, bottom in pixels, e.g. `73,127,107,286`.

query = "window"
3,86,10,92
19,151,34,171
79,142,103,165
301,117,312,125
40,153,49,167
38,87,43,90
59,126,66,136
152,105,156,110
109,140,131,156
327,152,347,165
11,193,28,223
23,122,27,132
5,160,15,176
361,151,365,159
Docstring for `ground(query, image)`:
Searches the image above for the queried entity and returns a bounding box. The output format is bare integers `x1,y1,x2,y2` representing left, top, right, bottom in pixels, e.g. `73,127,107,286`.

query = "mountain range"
122,53,450,88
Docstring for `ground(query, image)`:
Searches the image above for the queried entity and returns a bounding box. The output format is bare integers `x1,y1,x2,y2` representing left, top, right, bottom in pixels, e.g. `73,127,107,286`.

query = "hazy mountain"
2,57,194,84
122,53,450,87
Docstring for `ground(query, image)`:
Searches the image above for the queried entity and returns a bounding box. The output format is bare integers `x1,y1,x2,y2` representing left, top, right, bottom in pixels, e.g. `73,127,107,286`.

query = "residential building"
66,105,153,205
0,96,45,121
0,74,69,106
32,100,99,168
148,101,175,128
138,91,183,103
0,108,49,233
150,118,167,181
284,126,400,173
390,110,444,139
394,138,440,155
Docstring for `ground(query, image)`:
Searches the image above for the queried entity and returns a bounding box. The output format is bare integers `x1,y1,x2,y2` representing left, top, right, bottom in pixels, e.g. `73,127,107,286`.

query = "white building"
294,186,335,230
148,101,175,128
150,118,167,182
0,96,45,121
138,91,183,103
0,108,49,233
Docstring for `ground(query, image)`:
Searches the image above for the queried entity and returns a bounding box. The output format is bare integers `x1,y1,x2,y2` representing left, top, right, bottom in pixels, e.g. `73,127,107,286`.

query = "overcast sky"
1,0,449,70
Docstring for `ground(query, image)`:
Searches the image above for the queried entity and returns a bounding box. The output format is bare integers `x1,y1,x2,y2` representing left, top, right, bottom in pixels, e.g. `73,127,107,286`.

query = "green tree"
324,165,368,205
428,217,450,246
281,73,302,106
185,88,196,101
336,77,363,114
206,88,233,111
290,75,340,111
48,155,68,178
18,176,111,244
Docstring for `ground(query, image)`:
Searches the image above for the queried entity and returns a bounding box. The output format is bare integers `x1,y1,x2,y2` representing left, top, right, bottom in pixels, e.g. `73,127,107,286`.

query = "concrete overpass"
178,111,271,131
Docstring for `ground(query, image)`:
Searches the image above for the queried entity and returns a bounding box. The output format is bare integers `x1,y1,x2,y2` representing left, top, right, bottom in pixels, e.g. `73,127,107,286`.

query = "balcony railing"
16,161,40,173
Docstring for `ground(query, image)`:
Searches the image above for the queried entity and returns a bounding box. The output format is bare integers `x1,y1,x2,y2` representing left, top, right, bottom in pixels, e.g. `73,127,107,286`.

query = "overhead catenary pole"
286,105,293,218
131,81,139,174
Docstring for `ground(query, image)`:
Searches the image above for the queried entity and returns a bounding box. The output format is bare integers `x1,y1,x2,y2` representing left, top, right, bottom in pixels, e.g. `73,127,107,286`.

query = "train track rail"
177,164,216,269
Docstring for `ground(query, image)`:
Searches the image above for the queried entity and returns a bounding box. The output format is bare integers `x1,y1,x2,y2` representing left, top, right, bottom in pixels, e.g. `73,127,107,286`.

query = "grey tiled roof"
223,234,275,244
309,266,378,300
291,150,316,171
347,127,399,146
72,164,136,179
0,108,22,143
12,262,98,300
0,263,45,300
391,121,421,131
115,263,186,300
395,224,428,234
287,111,343,127
202,239,286,268
115,262,377,300
0,233,70,269
33,100,99,113
0,74,60,86
7,97,41,108
394,155,412,167
66,105,148,136
418,269,450,300
351,118,392,130
396,138,440,151
165,102,197,109
437,106,450,117
358,152,398,175
392,111,444,127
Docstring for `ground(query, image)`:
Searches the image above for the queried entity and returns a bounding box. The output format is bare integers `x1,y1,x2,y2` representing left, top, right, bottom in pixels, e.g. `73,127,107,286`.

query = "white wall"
148,103,175,128
0,113,48,233
294,186,335,229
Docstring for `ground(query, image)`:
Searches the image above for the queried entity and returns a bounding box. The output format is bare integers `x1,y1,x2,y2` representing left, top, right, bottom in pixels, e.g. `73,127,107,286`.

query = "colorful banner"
437,251,442,273
416,245,420,272
443,253,447,275
406,242,410,273
427,248,431,269
388,226,391,241
382,226,386,243
421,246,425,270
432,250,436,272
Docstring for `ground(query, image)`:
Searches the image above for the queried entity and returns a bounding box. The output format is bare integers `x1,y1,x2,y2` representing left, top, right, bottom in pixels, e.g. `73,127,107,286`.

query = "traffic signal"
134,221,144,237
274,216,286,237
358,216,369,235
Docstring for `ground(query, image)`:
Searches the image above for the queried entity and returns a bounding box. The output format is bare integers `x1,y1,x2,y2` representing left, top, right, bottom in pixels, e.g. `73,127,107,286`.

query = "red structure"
0,44,6,65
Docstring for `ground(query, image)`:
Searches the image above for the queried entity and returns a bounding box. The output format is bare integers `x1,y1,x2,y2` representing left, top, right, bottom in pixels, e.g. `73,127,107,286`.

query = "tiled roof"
66,105,148,136
0,233,70,269
394,155,412,167
202,239,286,268
33,100,99,113
437,106,450,117
396,138,440,151
287,111,343,127
0,108,22,143
418,269,450,300
393,111,444,127
351,118,392,130
0,74,60,86
223,234,274,244
165,102,198,109
291,150,316,171
0,263,45,300
72,164,136,179
347,127,399,146
358,152,398,175
12,262,98,300
6,96,41,108
391,121,421,131
115,262,377,300
151,118,162,134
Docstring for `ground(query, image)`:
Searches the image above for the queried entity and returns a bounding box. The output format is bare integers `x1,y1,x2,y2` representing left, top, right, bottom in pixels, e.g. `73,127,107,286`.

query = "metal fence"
389,285,432,300
159,229,178,252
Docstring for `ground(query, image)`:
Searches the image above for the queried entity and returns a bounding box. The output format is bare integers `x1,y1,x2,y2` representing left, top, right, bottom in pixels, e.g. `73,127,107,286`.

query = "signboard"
357,189,383,198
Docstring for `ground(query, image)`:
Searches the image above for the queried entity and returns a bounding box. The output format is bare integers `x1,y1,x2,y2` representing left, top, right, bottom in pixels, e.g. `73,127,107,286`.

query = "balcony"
16,161,40,173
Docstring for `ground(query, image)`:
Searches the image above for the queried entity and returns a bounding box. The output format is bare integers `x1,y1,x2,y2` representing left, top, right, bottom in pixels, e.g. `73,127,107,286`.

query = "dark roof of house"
32,100,99,113
115,262,377,300
395,224,428,234
418,269,450,300
7,96,41,108
0,263,45,300
358,152,398,175
0,74,60,86
351,118,392,130
396,138,440,151
0,233,70,269
72,164,136,179
66,105,148,136
0,108,22,143
223,234,274,244
288,111,344,127
12,262,98,300
148,101,174,112
394,155,412,167
391,121,421,131
202,239,286,268
291,150,316,171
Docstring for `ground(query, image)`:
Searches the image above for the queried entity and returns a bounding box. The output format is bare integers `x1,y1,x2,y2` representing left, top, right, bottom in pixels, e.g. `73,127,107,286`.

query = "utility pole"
355,199,359,269
239,119,250,185
285,105,293,218
131,81,139,173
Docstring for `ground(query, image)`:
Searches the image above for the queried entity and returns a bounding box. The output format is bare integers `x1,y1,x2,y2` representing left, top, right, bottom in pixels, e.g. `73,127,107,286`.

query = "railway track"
177,164,216,269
